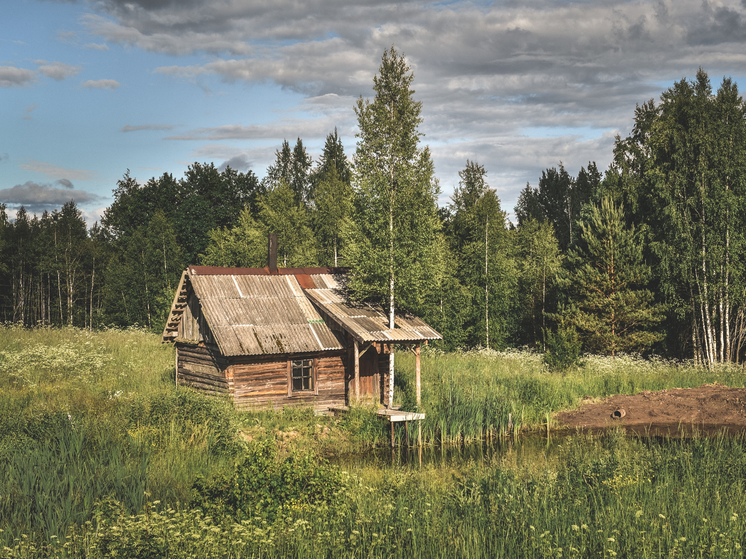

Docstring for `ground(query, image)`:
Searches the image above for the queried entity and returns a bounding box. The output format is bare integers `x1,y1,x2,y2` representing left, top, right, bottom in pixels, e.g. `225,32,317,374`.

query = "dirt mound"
555,384,746,437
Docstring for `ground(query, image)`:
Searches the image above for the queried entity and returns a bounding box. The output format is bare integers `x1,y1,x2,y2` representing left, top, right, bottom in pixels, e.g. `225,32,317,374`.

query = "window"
291,359,314,392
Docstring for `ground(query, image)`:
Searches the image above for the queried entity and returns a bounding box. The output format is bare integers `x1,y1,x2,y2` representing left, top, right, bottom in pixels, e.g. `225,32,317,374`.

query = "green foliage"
263,138,313,205
10,432,746,558
514,219,562,348
190,440,345,521
259,180,318,267
313,164,353,267
559,197,666,355
101,210,184,332
346,46,442,318
198,208,267,267
609,70,746,364
0,327,239,547
543,326,583,371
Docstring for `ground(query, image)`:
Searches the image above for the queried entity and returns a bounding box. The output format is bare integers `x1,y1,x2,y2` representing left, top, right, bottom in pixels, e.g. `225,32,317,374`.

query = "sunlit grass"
395,347,746,444
3,327,746,557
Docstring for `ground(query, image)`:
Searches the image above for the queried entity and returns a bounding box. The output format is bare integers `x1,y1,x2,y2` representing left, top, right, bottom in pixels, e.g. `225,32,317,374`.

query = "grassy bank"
394,347,746,444
3,326,746,557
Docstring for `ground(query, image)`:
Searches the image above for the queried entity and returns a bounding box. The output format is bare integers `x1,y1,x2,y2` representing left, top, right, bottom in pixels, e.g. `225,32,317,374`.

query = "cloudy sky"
3,0,746,225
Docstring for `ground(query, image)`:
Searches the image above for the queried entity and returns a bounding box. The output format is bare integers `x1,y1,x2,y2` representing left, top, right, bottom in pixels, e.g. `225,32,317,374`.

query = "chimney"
268,233,278,274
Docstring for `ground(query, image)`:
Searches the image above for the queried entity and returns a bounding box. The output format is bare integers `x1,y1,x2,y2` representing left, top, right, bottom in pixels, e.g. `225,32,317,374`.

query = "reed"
394,347,746,444
0,325,239,546
7,431,746,558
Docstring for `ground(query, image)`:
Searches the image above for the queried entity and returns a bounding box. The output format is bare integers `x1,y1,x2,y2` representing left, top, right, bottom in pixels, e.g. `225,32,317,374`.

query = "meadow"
2,326,746,558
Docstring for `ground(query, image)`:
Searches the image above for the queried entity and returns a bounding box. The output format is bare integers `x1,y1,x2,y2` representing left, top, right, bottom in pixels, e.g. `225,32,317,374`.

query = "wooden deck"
328,406,424,447
376,408,425,422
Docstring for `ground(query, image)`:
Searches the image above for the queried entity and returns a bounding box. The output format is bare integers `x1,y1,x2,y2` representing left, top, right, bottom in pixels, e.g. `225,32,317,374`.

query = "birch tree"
646,71,746,365
345,46,441,406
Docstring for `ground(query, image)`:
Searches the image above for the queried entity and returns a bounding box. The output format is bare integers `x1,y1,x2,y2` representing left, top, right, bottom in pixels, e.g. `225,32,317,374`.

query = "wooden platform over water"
377,408,425,422
328,406,424,422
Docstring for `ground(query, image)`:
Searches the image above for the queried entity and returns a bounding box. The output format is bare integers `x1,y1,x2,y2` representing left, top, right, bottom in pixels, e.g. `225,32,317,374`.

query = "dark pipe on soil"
611,409,626,420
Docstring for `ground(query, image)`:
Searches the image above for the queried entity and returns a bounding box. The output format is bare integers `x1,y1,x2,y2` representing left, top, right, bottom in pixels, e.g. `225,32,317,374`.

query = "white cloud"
35,60,82,81
166,114,353,141
80,0,746,204
18,159,97,181
0,66,35,87
121,123,175,131
0,181,101,207
82,79,120,89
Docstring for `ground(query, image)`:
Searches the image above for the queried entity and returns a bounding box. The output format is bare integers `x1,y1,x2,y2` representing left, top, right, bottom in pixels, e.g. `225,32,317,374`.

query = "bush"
190,439,346,521
543,326,582,371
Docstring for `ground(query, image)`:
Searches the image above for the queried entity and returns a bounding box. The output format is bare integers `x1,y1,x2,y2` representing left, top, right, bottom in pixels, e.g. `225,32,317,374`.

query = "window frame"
287,357,318,396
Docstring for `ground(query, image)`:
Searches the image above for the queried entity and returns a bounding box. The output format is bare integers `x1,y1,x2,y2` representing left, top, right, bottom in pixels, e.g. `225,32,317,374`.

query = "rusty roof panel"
166,267,440,355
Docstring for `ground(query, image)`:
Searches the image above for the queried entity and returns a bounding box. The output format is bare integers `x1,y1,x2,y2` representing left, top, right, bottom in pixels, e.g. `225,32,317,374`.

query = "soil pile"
555,384,746,436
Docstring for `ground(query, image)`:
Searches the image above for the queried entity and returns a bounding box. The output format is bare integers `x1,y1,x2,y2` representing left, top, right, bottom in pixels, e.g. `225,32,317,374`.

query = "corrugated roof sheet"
164,267,441,353
189,274,345,356
304,285,442,343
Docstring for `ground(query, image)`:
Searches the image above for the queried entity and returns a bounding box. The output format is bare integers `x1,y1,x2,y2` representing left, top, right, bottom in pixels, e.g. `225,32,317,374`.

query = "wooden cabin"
162,265,441,412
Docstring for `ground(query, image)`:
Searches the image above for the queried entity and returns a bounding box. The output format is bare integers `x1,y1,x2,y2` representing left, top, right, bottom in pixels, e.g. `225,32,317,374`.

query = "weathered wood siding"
227,351,347,411
176,343,229,395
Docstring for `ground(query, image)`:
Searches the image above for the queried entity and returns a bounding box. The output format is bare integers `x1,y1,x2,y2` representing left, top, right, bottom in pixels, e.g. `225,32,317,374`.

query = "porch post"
415,342,421,408
388,345,395,408
354,338,360,402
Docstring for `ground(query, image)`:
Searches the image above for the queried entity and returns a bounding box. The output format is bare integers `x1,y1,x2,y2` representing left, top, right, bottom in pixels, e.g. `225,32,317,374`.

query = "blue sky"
3,0,746,225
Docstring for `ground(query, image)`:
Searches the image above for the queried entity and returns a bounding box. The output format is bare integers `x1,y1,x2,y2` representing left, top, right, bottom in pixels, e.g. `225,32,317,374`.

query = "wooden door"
359,346,379,400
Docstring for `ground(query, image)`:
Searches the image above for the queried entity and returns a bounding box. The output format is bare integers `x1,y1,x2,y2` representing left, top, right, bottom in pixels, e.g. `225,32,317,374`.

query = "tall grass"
4,326,746,556
0,325,241,545
395,347,746,444
7,431,746,558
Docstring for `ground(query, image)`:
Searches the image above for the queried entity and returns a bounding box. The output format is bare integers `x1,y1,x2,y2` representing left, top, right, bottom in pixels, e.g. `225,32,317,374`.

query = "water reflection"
332,435,566,470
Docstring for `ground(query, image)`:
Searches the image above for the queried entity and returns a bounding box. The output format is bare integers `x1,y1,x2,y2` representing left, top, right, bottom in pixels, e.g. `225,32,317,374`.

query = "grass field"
2,326,746,557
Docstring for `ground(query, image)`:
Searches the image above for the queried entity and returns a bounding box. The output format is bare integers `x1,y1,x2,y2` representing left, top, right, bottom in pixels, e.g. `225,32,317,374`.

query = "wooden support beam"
415,342,421,408
358,342,374,358
354,338,360,402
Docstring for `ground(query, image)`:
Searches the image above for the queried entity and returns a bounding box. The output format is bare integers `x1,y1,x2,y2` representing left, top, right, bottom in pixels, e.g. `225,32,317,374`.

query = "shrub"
190,439,345,521
543,326,582,371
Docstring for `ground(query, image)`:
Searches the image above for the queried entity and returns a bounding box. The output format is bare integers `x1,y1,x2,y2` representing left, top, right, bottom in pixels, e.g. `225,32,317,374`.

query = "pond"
332,434,566,470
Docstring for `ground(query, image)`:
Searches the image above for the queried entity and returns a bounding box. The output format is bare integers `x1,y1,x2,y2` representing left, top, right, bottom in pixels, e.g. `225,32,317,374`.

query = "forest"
1,56,745,368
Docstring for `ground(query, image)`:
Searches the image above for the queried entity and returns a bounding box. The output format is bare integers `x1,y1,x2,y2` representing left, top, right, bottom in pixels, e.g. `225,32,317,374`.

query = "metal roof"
305,275,442,344
163,267,441,354
189,273,345,356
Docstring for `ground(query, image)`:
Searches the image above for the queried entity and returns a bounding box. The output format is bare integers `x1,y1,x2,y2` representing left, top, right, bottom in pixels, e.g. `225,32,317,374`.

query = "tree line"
1,56,745,366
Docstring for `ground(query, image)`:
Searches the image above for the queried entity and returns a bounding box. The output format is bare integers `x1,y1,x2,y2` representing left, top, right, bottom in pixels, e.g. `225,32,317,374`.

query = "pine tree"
559,197,665,355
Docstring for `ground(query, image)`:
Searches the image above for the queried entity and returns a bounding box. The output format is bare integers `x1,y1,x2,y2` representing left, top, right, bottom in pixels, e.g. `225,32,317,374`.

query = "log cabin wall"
176,343,229,396
227,351,347,412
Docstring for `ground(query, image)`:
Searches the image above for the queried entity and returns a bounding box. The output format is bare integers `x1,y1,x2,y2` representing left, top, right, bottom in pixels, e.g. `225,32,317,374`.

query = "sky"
3,0,746,227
